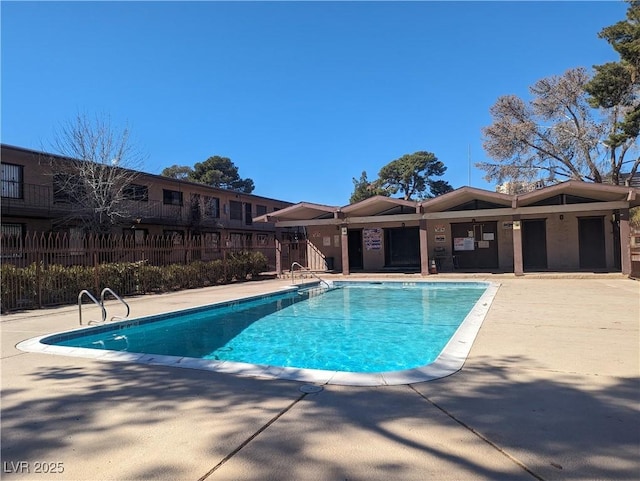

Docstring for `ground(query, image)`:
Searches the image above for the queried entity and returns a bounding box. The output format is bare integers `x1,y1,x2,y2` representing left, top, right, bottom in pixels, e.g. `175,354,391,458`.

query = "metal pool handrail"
100,287,131,322
290,262,331,289
78,290,106,325
77,288,130,325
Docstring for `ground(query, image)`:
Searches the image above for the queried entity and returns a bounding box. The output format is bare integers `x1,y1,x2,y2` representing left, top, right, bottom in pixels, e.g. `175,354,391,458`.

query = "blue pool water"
45,282,488,373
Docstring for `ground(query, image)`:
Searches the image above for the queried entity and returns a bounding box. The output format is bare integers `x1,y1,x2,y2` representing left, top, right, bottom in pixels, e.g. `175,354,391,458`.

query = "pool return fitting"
78,288,130,325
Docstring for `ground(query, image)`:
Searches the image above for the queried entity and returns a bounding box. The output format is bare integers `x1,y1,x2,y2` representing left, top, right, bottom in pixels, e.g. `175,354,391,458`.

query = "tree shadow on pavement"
1,355,638,481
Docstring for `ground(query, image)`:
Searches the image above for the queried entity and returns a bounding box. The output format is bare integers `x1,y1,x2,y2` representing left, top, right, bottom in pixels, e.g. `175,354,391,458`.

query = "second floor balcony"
2,182,275,231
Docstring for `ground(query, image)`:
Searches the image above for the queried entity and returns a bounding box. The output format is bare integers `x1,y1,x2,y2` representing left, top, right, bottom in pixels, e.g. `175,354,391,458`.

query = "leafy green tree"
190,156,254,193
429,179,456,197
377,151,453,200
584,0,639,186
160,165,193,180
160,156,255,193
349,171,390,203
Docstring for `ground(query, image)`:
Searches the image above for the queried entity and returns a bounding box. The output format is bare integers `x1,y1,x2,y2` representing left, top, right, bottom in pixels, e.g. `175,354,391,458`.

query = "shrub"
41,264,94,306
136,264,164,293
1,263,37,311
98,262,139,295
1,251,272,312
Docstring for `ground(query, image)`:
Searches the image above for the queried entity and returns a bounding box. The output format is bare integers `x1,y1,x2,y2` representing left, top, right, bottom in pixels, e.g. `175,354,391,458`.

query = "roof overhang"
253,202,338,223
257,182,640,227
421,186,513,212
341,196,419,217
515,181,640,207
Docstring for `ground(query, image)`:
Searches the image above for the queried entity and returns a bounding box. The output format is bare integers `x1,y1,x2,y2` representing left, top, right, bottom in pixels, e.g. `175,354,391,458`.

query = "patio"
1,275,638,481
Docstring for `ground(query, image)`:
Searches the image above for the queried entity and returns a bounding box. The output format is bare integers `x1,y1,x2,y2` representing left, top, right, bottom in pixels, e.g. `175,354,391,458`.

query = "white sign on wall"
363,228,382,250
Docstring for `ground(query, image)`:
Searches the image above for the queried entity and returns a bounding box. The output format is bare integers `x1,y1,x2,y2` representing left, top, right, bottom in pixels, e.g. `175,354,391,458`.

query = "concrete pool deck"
1,275,638,480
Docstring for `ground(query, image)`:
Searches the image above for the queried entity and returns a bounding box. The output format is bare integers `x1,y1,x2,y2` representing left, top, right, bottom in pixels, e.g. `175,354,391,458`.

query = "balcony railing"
2,181,48,206
3,182,275,229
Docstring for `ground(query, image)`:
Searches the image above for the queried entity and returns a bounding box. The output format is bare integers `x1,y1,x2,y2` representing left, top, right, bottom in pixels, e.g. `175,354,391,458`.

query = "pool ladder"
78,288,130,325
290,262,331,289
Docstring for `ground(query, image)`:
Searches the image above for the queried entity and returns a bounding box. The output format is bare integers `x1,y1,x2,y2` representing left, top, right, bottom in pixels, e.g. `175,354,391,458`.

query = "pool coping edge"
16,281,501,386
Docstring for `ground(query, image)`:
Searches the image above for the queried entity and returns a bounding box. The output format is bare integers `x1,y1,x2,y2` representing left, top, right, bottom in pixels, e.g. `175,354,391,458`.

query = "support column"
512,218,524,276
619,208,632,275
340,226,350,275
274,235,282,275
419,219,430,276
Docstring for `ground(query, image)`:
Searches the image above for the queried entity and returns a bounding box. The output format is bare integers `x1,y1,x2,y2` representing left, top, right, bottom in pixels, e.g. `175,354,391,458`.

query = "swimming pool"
17,280,499,386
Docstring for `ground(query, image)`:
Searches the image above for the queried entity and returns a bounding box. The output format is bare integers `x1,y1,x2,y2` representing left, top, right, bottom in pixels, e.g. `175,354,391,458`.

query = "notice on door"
454,237,475,251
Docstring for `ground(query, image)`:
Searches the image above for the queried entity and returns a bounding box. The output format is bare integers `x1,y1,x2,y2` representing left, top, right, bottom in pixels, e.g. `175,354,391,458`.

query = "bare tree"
45,113,146,234
479,68,637,186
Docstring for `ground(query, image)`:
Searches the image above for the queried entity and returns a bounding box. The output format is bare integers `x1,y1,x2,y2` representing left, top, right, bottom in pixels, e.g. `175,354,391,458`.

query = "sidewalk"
1,276,639,481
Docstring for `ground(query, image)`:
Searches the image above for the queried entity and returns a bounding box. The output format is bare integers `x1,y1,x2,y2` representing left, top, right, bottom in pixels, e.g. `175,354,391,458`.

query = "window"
204,196,220,218
190,194,201,221
1,163,24,199
69,227,85,255
203,232,220,252
123,228,148,245
229,200,243,221
229,233,251,248
123,184,148,201
163,189,183,206
256,205,267,217
163,230,185,245
1,223,24,257
245,202,253,225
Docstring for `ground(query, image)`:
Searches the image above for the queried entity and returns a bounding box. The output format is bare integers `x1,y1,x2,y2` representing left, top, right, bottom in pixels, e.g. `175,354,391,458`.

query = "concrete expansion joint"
408,385,548,481
196,391,308,481
0,351,28,361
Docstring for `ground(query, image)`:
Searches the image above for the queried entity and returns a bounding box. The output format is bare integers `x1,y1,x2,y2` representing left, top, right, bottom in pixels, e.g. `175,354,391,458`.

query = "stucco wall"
543,213,577,269
305,225,343,271
357,221,412,271
292,209,621,273
531,211,616,270
361,227,386,271
497,220,514,270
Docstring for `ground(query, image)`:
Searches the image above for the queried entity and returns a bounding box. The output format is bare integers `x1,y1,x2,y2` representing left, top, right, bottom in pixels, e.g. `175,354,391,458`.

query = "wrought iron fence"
1,231,278,312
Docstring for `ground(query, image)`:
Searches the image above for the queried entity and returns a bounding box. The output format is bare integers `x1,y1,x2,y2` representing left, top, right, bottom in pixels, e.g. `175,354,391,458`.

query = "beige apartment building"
0,144,294,262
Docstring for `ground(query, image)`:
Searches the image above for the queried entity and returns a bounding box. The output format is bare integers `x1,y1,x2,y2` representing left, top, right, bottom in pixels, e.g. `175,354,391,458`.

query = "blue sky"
1,1,628,206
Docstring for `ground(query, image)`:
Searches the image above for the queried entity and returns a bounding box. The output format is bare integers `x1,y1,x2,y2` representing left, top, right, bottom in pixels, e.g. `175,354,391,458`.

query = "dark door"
522,219,547,270
384,227,420,267
451,221,499,269
348,229,363,270
579,217,606,269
